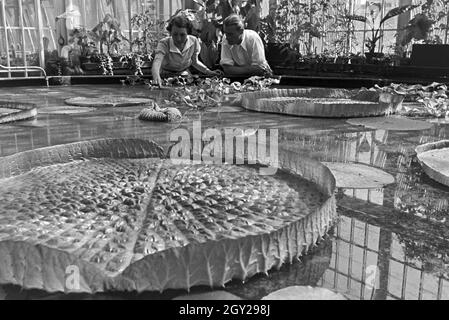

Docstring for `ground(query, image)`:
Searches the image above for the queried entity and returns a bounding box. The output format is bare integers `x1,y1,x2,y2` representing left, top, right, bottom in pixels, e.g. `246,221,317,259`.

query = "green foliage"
270,0,348,55
401,0,449,46
376,82,449,118
145,76,280,110
69,27,98,59
91,14,129,56
130,10,166,55
359,4,420,54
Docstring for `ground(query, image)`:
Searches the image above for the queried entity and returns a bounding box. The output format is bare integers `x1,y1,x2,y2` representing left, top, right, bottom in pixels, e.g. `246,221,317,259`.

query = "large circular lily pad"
240,88,403,118
0,101,37,124
347,116,433,131
65,96,154,108
323,162,395,189
416,140,449,187
0,139,336,294
261,286,347,300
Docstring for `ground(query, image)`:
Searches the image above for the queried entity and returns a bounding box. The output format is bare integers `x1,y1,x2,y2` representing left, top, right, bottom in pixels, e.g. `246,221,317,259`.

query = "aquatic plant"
139,102,183,123
374,82,449,118
147,76,280,110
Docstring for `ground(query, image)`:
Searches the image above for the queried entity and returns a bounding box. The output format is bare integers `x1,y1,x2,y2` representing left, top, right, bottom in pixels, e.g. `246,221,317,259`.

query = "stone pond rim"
0,138,337,294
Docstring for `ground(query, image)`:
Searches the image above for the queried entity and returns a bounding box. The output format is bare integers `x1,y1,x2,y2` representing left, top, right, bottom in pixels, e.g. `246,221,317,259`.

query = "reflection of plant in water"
396,233,449,279
395,154,449,224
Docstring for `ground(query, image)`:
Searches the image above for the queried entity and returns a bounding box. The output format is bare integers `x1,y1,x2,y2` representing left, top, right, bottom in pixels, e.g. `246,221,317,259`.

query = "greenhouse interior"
0,0,449,303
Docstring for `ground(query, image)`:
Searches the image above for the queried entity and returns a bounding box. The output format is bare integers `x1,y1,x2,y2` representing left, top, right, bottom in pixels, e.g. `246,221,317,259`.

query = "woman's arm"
152,39,169,86
191,54,218,75
151,53,164,86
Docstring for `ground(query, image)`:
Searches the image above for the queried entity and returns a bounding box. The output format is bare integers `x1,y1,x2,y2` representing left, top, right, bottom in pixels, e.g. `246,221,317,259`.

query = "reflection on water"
0,85,449,300
321,206,449,300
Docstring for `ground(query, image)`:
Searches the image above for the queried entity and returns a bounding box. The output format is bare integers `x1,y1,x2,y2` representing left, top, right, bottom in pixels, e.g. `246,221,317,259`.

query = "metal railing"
0,64,49,87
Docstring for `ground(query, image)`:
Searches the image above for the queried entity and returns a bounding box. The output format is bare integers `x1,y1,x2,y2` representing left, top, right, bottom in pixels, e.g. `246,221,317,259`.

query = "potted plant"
70,28,98,63
119,10,167,76
346,3,420,63
400,3,449,69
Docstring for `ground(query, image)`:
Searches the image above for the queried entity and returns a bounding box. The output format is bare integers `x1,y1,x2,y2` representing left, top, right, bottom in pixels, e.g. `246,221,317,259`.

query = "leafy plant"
375,82,449,118
91,14,129,56
400,0,449,47
119,53,150,76
92,53,114,75
270,0,343,55
350,3,420,55
130,10,166,56
401,13,435,46
69,27,98,61
146,75,280,110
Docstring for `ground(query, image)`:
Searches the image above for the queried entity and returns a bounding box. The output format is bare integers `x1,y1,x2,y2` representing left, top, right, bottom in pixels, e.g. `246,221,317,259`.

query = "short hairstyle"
223,14,245,31
167,15,193,34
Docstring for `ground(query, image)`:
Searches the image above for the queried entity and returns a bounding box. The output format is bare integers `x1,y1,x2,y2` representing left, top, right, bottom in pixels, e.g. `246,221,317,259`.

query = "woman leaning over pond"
151,16,221,86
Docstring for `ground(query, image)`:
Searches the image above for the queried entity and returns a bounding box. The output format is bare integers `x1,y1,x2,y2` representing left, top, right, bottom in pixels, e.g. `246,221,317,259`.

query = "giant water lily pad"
323,162,395,189
347,116,433,131
240,88,403,118
416,140,449,187
261,286,347,300
0,101,37,124
0,139,336,294
65,96,154,108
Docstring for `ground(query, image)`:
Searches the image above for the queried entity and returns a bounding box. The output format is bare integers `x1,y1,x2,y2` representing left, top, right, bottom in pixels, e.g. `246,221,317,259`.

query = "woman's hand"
152,75,163,88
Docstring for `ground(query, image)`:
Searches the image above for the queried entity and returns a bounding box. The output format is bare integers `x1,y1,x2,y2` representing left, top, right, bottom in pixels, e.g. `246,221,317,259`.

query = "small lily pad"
347,116,433,131
416,140,449,187
323,162,395,189
261,286,347,300
65,96,154,108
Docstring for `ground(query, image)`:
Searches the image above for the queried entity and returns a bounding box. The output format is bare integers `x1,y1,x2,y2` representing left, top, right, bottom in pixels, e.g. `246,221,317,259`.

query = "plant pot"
82,62,100,71
365,52,384,64
411,44,449,68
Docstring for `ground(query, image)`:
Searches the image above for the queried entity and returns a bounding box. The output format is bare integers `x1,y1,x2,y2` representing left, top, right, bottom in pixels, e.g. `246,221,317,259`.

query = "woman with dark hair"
152,16,221,86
